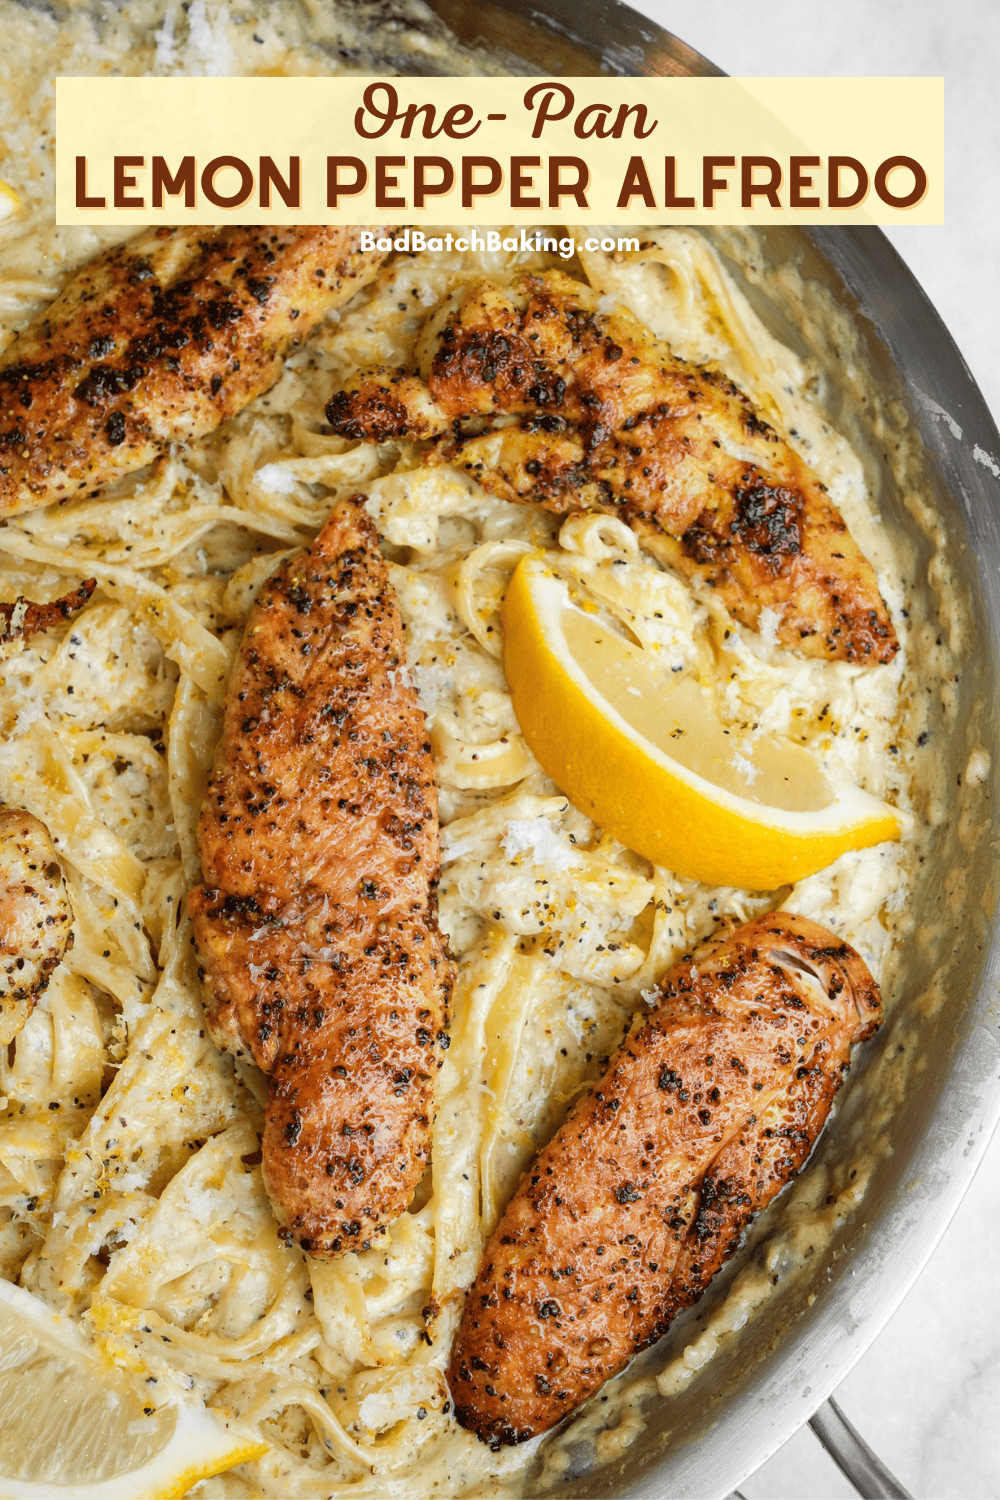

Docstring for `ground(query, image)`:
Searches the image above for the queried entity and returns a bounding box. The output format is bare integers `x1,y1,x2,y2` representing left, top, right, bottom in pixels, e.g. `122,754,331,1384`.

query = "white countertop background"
628,3,1000,1496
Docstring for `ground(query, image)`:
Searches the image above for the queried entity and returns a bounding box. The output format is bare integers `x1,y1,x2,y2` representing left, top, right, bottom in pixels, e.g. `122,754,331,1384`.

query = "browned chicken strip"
0,809,73,1046
189,497,453,1257
0,579,96,659
325,272,898,663
447,912,881,1446
0,226,391,516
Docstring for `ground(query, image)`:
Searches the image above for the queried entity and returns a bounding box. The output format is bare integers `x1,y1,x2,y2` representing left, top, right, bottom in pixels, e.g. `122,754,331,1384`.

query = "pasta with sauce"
0,5,929,1495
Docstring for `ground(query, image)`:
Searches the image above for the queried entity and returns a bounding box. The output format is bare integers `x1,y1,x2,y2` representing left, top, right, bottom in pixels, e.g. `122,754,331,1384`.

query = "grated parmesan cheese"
501,817,577,872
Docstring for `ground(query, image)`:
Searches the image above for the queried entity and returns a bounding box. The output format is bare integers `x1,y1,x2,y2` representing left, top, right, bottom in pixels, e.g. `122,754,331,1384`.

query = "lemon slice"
0,1278,267,1499
0,183,19,222
501,557,901,890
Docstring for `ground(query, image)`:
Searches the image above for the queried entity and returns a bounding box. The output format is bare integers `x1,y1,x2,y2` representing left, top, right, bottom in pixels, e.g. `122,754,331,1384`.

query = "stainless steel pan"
17,1,996,1492
399,2,1000,1495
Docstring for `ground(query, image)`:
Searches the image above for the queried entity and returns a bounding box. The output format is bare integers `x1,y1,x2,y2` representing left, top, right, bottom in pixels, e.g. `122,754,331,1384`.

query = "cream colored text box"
55,76,943,226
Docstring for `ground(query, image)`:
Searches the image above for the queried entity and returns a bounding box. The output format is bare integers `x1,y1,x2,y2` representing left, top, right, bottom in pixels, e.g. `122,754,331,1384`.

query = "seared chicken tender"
0,810,73,1046
0,226,391,516
326,272,898,663
448,913,881,1446
0,578,96,660
189,498,453,1257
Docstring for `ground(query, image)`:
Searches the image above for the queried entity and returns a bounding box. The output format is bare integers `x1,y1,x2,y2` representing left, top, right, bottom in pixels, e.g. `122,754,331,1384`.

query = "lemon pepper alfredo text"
58,76,943,226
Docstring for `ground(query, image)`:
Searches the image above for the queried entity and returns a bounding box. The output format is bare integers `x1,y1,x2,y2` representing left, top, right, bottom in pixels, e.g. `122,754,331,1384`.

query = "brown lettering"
75,156,106,210
617,156,656,210
398,102,441,139
114,155,144,210
548,155,589,209
874,155,927,209
354,83,480,141
511,156,542,209
524,82,575,139
702,156,735,209
789,156,821,209
608,102,657,140
575,103,613,139
664,157,695,209
326,156,368,207
202,155,254,209
414,156,455,208
375,156,407,209
741,155,782,208
151,156,196,208
261,156,301,209
461,156,503,208
356,82,400,139
442,104,479,139
828,156,868,208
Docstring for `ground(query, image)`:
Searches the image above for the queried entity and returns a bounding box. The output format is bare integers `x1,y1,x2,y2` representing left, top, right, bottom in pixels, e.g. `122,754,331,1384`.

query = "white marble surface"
629,2,1000,1496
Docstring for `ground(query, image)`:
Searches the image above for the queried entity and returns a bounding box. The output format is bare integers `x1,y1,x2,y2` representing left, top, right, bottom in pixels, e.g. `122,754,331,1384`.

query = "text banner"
56,76,943,226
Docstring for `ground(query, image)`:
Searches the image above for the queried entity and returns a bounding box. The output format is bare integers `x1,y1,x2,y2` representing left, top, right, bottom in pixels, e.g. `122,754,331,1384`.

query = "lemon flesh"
0,1279,266,1499
502,557,901,890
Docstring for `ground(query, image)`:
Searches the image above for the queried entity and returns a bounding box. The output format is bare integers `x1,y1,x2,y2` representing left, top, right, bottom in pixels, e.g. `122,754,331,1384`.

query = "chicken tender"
0,225,390,515
447,912,881,1446
189,497,453,1257
0,810,73,1046
0,578,95,660
325,272,898,664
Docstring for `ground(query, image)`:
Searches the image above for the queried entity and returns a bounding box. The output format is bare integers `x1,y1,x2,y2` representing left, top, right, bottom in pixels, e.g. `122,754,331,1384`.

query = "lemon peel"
501,556,901,890
0,1278,267,1499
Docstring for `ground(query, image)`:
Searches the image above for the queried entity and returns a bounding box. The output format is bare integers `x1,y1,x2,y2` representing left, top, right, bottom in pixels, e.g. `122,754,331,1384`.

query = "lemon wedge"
0,1277,267,1499
501,557,901,890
